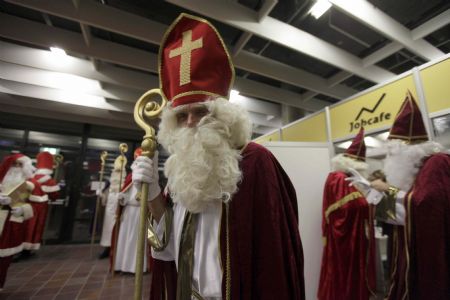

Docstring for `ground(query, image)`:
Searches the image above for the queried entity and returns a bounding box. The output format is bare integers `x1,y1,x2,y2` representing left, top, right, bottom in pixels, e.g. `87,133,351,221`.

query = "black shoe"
13,250,34,262
98,247,110,259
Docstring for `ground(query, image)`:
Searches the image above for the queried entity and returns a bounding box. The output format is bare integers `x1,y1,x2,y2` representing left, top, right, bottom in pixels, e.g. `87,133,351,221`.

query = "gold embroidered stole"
177,211,199,300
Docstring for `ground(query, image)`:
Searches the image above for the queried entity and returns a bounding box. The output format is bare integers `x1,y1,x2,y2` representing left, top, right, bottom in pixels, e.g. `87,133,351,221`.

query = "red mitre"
344,127,366,161
388,90,428,143
36,151,53,170
159,13,234,107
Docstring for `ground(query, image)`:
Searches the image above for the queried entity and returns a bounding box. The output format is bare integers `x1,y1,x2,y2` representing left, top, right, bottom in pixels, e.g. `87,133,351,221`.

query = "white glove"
96,189,102,196
0,195,12,205
117,192,126,205
11,206,24,217
365,188,384,205
131,152,159,185
345,168,371,195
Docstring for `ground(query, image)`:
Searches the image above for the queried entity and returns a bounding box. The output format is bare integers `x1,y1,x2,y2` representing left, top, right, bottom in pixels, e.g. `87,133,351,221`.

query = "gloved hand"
131,152,159,185
0,195,12,205
96,189,102,196
345,168,371,195
117,192,126,205
11,206,24,217
365,188,384,205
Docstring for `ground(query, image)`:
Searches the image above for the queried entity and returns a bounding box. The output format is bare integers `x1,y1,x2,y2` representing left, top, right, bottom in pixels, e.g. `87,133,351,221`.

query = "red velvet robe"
150,142,305,299
386,153,450,300
318,171,376,300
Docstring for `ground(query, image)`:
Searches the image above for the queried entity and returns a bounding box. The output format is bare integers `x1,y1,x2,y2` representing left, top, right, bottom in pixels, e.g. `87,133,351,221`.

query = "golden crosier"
133,88,167,300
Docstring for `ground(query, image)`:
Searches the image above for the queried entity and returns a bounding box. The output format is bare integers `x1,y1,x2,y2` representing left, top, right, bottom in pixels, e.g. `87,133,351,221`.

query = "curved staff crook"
90,151,108,257
133,89,167,300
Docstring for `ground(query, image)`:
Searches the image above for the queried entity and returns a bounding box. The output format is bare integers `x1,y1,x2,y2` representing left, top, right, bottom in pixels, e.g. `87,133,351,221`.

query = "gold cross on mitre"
169,30,203,86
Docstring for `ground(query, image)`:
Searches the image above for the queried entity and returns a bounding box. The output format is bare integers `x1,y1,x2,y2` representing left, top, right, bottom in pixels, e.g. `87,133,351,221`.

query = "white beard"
162,116,242,213
1,167,27,193
109,170,125,193
383,140,443,192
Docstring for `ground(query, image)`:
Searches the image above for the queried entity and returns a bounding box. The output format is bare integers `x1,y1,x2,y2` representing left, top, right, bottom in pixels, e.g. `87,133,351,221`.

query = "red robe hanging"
386,153,450,300
23,178,49,250
318,171,376,300
150,142,305,299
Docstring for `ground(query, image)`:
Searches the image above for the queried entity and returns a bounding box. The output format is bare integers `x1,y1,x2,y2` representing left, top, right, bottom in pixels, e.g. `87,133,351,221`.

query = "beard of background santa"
163,117,242,213
383,140,442,192
1,166,27,193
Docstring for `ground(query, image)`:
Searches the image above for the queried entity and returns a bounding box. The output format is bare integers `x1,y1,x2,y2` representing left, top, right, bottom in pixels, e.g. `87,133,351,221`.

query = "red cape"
387,153,450,300
318,171,376,300
150,142,305,299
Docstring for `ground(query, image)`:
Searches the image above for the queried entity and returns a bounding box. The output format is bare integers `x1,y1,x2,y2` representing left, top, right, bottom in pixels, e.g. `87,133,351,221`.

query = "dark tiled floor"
1,245,151,300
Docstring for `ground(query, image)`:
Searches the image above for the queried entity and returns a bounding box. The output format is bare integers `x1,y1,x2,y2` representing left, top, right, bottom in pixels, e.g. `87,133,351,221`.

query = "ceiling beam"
5,0,360,100
0,79,135,113
258,0,278,21
166,0,394,83
5,0,166,45
411,9,450,40
0,40,156,91
0,15,325,111
0,93,137,129
329,0,444,61
362,42,403,67
234,51,356,99
0,13,157,72
0,61,142,102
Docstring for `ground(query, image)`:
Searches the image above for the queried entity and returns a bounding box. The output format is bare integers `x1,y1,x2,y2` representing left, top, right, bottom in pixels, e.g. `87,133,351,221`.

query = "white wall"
264,142,331,300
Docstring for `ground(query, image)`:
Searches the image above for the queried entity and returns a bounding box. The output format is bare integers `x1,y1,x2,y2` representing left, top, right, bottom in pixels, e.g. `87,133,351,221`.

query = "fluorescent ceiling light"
309,0,332,19
50,47,67,57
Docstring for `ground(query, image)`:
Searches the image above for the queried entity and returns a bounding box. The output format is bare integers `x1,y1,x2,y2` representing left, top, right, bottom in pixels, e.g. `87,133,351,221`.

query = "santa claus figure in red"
347,91,450,299
318,127,376,300
22,151,60,253
132,13,305,299
0,154,35,290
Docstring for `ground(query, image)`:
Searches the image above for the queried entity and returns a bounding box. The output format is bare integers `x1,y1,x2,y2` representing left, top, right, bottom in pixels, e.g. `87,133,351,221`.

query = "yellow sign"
254,130,280,144
420,58,450,114
282,112,327,142
330,75,417,140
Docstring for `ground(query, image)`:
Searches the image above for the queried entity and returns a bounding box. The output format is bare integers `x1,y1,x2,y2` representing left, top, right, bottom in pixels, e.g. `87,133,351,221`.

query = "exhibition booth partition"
256,54,450,300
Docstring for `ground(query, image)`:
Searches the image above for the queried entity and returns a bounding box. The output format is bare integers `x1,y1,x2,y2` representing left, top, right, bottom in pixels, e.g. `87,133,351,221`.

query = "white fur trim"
22,242,40,250
37,175,52,184
26,181,35,191
0,244,23,257
16,156,31,164
35,168,53,175
331,154,368,173
29,194,49,203
21,203,34,220
9,215,23,223
41,184,60,193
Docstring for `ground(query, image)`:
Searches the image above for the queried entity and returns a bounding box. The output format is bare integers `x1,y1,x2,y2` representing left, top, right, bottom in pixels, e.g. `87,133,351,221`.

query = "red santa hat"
344,127,366,161
159,13,234,108
35,151,54,175
388,91,428,143
0,153,32,182
134,147,143,159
